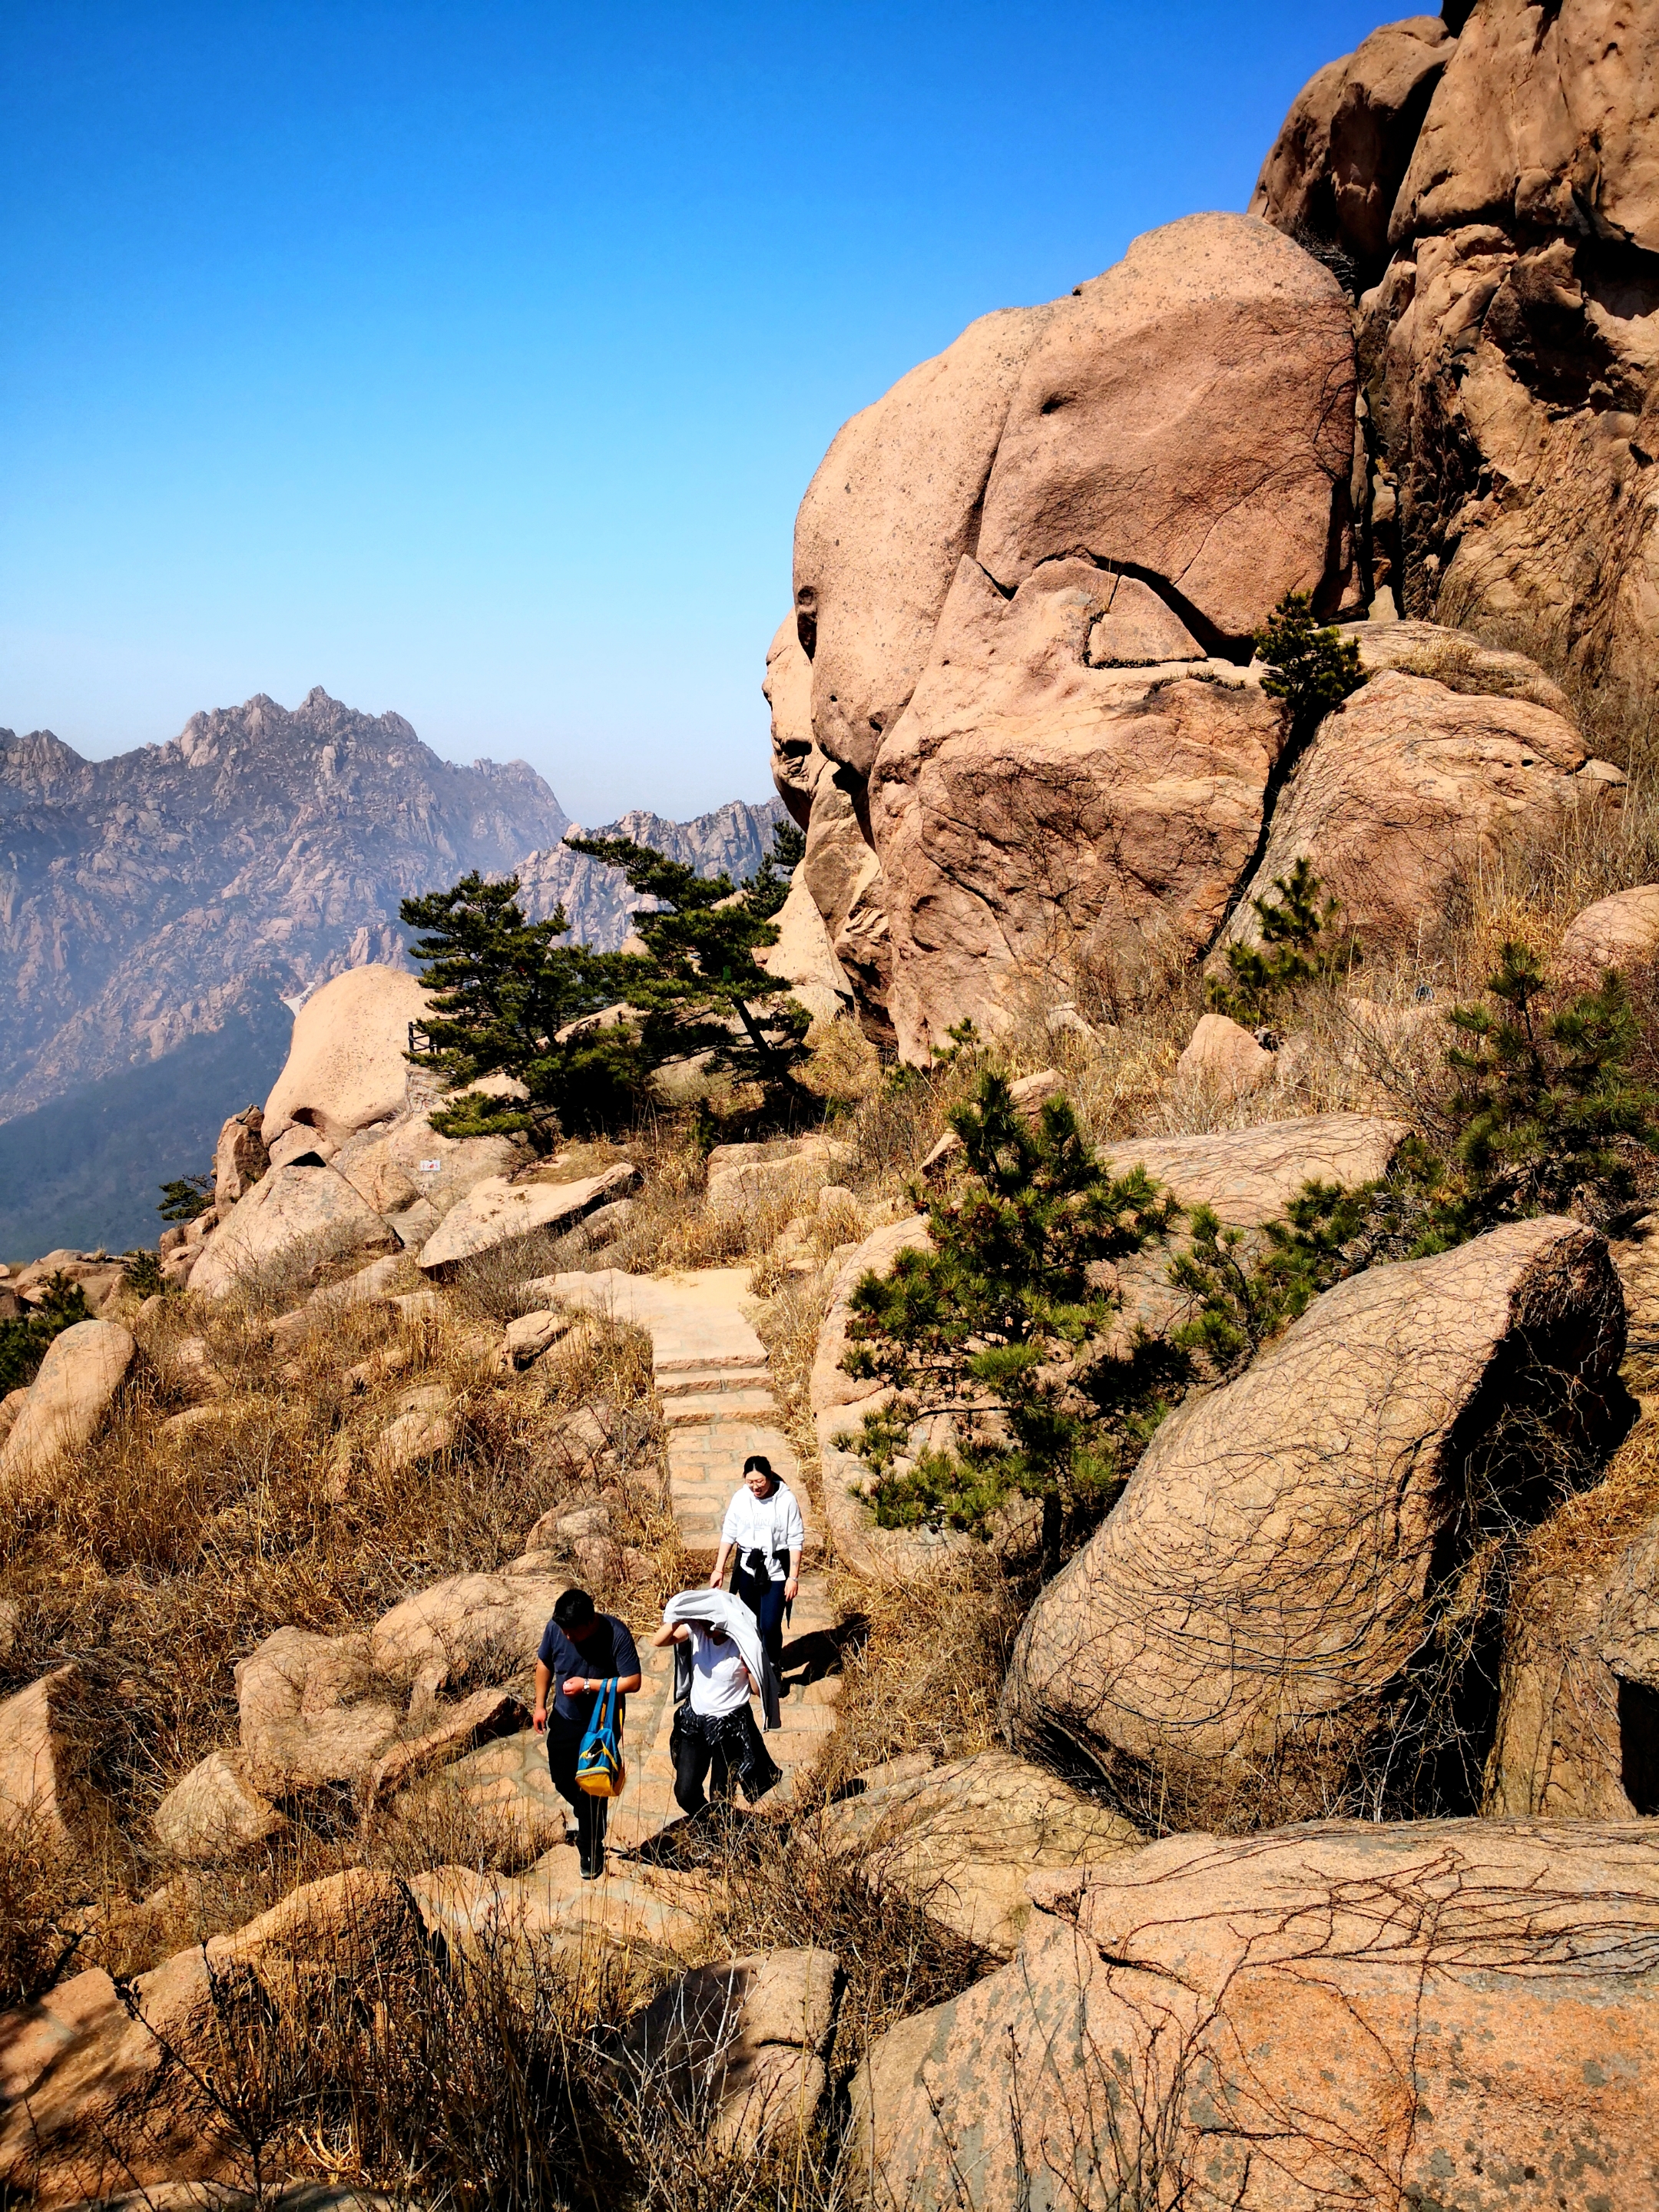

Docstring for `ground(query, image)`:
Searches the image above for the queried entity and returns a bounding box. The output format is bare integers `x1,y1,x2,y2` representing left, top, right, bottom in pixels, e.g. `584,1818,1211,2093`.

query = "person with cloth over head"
533,1586,641,1882
652,1585,781,1820
708,1453,804,1681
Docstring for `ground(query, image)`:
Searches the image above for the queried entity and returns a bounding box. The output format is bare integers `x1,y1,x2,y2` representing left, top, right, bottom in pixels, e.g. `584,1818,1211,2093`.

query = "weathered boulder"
503,1308,572,1366
869,558,1287,1057
366,1687,530,1806
234,1628,401,1796
765,611,818,828
416,1163,637,1275
373,1382,458,1472
1250,15,1453,278
369,1565,566,1689
976,214,1356,639
1214,671,1608,963
1171,1010,1273,1094
1005,1217,1630,1824
1392,0,1659,256
813,1750,1138,1953
211,1105,268,1210
188,1164,398,1300
852,1819,1659,2212
0,1320,136,1485
705,1134,854,1216
1342,614,1574,711
1485,1462,1659,1819
606,1949,840,2153
332,1113,518,1246
794,303,1053,780
1099,1111,1406,1228
0,1665,98,1852
1557,882,1659,993
10,1250,129,1316
0,1949,240,2202
152,1750,287,1863
263,963,429,1147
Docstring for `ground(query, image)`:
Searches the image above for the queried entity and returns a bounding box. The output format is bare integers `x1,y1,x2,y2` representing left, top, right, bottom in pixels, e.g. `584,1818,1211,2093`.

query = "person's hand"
784,1577,800,1601
707,1565,723,1588
532,1705,548,1735
563,1675,588,1697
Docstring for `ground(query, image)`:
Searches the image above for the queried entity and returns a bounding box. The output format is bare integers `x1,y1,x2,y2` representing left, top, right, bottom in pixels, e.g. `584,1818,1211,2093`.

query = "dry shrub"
753,1270,839,1508
800,1015,882,1105
816,1559,1022,1794
0,1820,82,2006
695,1816,992,2084
1505,1411,1659,1644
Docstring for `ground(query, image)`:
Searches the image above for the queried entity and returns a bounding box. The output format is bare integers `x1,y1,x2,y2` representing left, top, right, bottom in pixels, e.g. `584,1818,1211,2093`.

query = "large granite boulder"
211,1105,268,1209
415,1163,637,1275
0,1665,101,1853
263,962,429,1149
604,1949,841,2154
1005,1217,1630,1825
187,1164,399,1300
331,1114,518,1250
1258,0,1659,687
783,210,1359,1050
811,1750,1139,1953
369,1564,568,1689
152,1749,287,1864
1214,670,1611,964
1486,1482,1659,1819
975,214,1356,640
0,1320,135,1485
793,303,1053,780
870,560,1287,1056
233,1628,402,1796
852,1819,1659,2211
1250,15,1453,279
1557,882,1659,993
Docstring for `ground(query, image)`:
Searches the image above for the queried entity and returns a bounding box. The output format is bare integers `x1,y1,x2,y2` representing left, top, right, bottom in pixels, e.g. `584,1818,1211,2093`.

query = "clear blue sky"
2,2,1392,823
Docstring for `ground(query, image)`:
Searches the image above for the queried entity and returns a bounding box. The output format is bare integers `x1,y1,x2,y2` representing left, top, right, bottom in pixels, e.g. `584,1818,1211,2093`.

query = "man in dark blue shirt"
533,1586,641,1881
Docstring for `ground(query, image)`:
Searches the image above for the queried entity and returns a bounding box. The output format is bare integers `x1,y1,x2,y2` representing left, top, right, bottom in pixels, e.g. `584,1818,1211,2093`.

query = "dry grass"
1505,1411,1659,1643
0,1285,668,1919
813,1559,1024,1796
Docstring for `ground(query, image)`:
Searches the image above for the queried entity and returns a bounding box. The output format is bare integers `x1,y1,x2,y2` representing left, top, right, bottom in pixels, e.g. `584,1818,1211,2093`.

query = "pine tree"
840,1070,1186,1575
1255,591,1366,740
157,1174,214,1223
1207,857,1356,1025
564,822,812,1099
399,873,642,1146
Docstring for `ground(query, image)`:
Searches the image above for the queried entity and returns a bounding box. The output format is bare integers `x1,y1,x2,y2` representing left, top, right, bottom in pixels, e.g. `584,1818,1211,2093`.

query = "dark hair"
554,1588,596,1631
742,1455,778,1492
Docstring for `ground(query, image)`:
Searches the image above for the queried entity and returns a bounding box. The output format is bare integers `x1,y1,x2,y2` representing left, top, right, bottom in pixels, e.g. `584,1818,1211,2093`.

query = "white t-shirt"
687,1624,752,1717
721,1481,806,1580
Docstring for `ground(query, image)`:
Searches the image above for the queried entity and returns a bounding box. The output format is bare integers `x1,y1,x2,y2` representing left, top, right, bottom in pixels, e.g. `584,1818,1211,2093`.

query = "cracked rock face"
852,1819,1659,2212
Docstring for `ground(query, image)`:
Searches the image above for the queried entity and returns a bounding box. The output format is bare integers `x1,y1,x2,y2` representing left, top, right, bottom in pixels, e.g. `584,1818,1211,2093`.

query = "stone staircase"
435,1264,845,1946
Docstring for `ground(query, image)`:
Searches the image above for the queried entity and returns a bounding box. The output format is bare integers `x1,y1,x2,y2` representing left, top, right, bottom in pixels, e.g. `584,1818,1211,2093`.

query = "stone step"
663,1389,780,1426
655,1363,773,1395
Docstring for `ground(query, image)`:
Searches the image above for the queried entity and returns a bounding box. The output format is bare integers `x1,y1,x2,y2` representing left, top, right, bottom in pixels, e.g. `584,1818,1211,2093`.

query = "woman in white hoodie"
652,1587,781,1817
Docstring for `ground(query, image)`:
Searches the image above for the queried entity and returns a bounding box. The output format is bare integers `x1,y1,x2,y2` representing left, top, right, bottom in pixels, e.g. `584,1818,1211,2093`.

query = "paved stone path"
432,1264,845,1939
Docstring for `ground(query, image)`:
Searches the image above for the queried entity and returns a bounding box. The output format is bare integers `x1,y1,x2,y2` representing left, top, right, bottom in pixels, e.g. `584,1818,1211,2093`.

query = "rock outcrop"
0,1320,136,1485
187,1164,399,1300
0,1665,100,1852
1005,1216,1630,1823
1557,882,1659,992
780,211,1358,1052
212,1106,268,1209
1215,668,1608,962
414,1163,637,1275
261,965,430,1151
1255,0,1659,691
853,1819,1659,2211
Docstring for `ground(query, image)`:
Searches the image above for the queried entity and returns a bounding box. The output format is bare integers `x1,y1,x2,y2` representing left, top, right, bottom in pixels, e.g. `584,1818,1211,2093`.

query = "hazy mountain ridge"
517,798,785,948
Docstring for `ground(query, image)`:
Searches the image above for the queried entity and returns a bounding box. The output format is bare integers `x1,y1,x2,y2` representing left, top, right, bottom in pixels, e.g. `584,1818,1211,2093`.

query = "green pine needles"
840,1070,1186,1575
400,822,813,1147
1255,591,1366,740
1207,856,1356,1025
399,874,642,1146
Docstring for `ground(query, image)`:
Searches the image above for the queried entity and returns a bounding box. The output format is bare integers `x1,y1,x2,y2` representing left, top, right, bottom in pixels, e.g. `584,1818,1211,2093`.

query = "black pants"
673,1704,781,1816
546,1720,608,1876
730,1564,787,1674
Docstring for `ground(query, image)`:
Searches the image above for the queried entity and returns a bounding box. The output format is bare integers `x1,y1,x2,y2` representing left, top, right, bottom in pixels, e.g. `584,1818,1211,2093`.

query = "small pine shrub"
1207,856,1356,1025
0,1273,93,1394
1255,590,1366,740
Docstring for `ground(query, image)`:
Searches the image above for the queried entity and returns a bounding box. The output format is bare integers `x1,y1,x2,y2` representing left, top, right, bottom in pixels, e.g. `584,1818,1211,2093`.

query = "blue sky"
2,2,1392,822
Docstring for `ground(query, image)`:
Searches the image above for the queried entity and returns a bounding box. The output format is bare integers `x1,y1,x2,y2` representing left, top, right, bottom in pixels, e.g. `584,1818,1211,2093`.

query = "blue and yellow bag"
575,1678,627,1798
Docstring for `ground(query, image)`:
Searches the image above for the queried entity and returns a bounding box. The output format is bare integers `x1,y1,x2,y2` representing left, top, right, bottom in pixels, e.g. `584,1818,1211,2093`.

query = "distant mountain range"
0,687,780,1257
